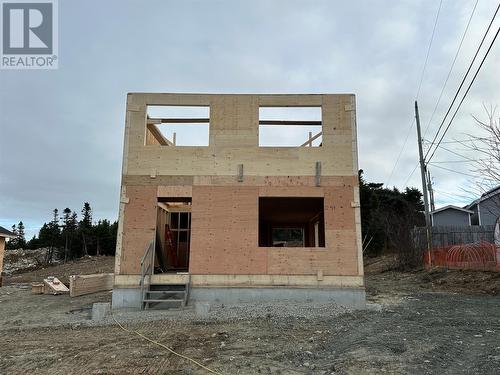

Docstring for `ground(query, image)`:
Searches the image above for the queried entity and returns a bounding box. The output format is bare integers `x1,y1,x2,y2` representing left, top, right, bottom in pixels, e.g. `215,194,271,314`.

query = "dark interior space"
155,200,191,273
259,197,325,247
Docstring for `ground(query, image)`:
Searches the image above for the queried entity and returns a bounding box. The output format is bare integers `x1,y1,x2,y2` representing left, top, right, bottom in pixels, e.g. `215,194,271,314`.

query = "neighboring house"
467,186,500,226
113,93,364,310
431,205,473,226
0,225,16,286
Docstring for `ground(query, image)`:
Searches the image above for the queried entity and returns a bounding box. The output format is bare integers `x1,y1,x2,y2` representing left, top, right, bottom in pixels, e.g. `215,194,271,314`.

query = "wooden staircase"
140,240,190,310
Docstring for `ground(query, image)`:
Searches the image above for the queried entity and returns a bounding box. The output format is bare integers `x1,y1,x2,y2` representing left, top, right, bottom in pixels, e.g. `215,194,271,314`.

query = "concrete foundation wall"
0,237,5,286
112,286,365,310
112,288,142,309
190,287,366,309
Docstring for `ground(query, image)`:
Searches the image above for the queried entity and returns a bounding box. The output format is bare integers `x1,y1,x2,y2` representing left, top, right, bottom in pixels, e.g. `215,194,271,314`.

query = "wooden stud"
315,161,321,186
237,163,244,182
300,131,322,147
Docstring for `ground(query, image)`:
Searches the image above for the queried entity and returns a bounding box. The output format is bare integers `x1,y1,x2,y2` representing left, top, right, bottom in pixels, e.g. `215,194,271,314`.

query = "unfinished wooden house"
112,93,365,309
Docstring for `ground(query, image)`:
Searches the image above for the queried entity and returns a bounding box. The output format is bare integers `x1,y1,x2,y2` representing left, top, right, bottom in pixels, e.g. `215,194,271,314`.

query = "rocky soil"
1,257,500,374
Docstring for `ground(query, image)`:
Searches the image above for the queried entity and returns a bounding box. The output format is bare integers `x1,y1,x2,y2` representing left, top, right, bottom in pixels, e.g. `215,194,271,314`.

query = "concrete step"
144,298,184,303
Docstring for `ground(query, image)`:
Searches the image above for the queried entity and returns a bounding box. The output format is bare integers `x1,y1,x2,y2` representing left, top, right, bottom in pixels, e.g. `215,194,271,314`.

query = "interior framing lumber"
259,120,322,126
146,123,173,146
147,118,210,124
300,131,322,147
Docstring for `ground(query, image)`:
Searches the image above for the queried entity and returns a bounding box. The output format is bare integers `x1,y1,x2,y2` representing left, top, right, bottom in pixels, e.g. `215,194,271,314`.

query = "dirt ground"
4,255,115,286
1,257,500,374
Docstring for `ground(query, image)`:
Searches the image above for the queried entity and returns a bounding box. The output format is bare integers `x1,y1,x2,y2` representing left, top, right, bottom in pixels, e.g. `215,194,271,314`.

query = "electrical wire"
433,188,475,200
416,0,443,100
387,1,442,185
386,118,415,186
112,313,224,375
403,163,419,187
422,0,479,137
424,3,500,161
434,145,476,161
429,163,478,178
426,25,500,163
428,160,473,164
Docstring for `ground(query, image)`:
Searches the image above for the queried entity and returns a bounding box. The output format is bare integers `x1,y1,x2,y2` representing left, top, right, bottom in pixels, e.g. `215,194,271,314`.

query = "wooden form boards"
69,273,114,297
43,277,69,295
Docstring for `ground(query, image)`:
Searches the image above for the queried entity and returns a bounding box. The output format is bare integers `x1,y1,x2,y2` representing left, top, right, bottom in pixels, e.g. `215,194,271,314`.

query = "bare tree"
459,105,500,223
465,105,499,189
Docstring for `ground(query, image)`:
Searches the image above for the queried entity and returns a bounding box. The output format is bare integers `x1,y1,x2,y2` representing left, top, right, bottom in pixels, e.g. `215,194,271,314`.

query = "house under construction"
112,93,365,309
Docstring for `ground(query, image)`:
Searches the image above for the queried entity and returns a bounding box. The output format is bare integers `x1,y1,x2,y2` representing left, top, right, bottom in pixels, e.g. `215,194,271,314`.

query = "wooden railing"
140,240,155,310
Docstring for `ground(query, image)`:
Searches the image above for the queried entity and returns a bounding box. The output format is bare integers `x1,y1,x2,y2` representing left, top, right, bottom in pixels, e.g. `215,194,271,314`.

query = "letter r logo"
2,2,53,54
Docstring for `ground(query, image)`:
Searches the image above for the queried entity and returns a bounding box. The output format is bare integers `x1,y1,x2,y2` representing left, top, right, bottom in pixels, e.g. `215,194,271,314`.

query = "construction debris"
31,282,44,294
69,273,114,297
43,277,69,295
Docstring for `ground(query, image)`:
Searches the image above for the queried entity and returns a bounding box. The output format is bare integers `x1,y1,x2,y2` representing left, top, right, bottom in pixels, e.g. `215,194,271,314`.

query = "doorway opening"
155,198,191,273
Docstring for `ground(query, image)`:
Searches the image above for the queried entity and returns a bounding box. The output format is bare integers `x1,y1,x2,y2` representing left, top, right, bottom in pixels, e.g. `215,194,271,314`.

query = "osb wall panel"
157,185,192,197
119,185,157,274
0,237,5,274
123,175,357,188
189,185,360,277
123,94,357,177
189,186,267,274
266,185,358,276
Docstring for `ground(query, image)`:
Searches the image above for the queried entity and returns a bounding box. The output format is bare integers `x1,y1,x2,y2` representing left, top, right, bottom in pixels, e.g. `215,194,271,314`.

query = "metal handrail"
140,240,154,310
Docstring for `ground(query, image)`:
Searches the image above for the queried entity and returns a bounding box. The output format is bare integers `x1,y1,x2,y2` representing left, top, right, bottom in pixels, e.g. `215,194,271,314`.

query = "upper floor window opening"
146,105,210,147
259,106,322,147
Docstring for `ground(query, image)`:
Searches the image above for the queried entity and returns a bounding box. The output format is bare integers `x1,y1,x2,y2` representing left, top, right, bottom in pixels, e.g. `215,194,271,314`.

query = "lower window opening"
259,197,325,247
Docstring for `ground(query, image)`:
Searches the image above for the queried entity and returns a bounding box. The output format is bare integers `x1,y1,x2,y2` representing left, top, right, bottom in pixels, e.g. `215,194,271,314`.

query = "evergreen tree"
44,209,61,264
359,170,424,258
5,224,18,249
61,208,78,262
26,235,40,249
16,221,26,249
80,202,92,256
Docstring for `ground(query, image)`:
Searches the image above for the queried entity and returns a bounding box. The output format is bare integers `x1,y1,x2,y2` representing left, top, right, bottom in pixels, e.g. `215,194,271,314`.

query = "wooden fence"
413,225,495,248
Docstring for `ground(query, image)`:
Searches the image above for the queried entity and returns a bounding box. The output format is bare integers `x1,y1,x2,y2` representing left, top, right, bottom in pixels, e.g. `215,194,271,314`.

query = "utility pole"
415,100,432,264
427,169,435,212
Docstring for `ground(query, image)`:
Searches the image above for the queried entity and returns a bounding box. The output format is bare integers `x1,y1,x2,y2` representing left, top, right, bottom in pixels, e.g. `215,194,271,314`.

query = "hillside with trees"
6,202,117,264
359,170,425,268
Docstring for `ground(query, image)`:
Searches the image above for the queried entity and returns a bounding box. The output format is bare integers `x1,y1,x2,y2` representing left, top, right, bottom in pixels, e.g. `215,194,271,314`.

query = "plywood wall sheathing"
116,94,364,281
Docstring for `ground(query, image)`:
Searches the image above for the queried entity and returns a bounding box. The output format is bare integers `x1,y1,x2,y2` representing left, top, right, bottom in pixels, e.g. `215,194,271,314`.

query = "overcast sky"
1,0,499,238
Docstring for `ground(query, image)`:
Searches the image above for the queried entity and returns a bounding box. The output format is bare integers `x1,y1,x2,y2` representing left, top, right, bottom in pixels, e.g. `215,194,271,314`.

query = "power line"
416,0,443,100
386,118,415,186
424,3,500,160
435,145,476,161
422,0,478,137
387,1,442,186
423,138,488,145
428,160,473,164
426,25,500,163
403,163,419,187
433,188,474,200
430,163,478,178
